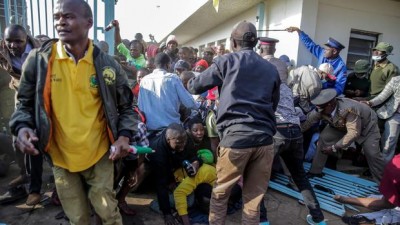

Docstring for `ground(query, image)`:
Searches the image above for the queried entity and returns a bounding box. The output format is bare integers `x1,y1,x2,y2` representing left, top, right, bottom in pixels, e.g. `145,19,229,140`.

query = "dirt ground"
0,161,356,225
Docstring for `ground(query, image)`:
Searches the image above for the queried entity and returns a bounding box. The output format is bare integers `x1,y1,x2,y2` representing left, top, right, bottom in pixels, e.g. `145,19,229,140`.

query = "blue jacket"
299,31,347,95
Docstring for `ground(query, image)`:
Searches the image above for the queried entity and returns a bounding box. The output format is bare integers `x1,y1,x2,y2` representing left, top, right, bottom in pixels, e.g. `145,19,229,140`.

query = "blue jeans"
274,124,324,222
382,113,400,163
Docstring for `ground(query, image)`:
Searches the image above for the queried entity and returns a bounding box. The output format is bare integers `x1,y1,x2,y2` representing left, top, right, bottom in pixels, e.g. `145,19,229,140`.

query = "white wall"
265,0,305,67
303,0,400,67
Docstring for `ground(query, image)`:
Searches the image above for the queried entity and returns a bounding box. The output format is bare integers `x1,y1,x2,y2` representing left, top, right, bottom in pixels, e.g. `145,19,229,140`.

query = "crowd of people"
0,0,400,225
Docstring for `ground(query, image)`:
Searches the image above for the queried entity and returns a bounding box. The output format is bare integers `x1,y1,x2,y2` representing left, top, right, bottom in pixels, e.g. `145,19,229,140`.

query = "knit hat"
174,60,190,70
195,59,209,69
166,35,178,45
197,149,214,164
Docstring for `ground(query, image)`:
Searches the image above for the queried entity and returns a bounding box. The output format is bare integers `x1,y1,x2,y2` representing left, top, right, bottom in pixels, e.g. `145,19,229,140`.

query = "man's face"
130,43,141,58
167,41,177,51
202,51,214,63
175,68,187,75
53,0,93,45
372,50,385,56
315,101,335,115
167,134,187,152
146,61,155,72
323,47,336,59
216,45,225,56
4,29,27,57
178,49,190,61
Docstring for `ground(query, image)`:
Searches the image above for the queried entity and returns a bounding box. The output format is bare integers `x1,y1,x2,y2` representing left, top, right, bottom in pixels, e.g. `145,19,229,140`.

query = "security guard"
259,37,288,83
302,89,385,182
370,42,399,98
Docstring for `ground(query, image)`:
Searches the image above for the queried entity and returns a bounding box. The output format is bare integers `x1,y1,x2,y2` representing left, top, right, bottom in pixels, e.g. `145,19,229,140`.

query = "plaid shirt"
131,122,149,147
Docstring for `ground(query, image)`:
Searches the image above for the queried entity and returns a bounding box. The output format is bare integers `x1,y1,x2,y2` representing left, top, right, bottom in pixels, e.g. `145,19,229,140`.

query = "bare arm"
112,20,122,46
334,195,394,211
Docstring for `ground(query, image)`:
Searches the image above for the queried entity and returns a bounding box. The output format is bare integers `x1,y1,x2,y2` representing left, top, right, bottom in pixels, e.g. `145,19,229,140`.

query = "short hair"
5,24,27,36
186,117,203,130
79,0,93,18
180,46,192,54
166,123,186,138
154,52,171,67
129,40,141,47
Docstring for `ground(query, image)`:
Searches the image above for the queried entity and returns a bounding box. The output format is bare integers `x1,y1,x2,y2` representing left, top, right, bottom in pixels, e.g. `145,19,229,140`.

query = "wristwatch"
331,145,337,153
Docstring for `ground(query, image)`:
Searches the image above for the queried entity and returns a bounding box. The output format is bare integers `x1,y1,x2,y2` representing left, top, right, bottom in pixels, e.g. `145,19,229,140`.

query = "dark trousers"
263,125,324,222
26,154,43,194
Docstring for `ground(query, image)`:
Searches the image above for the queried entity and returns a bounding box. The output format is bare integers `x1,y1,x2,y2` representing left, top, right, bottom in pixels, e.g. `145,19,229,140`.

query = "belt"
276,123,297,129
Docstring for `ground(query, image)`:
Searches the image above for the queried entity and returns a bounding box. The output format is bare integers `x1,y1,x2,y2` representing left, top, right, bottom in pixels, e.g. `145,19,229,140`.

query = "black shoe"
0,186,28,205
306,172,325,179
362,169,372,177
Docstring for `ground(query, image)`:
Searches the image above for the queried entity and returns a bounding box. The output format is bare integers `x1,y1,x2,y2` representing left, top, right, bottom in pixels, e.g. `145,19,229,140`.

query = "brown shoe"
26,193,41,206
8,174,29,188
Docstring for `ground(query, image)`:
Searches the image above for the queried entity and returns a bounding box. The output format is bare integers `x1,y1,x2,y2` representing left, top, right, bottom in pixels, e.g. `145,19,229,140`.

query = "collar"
23,43,32,55
374,59,389,68
55,40,93,64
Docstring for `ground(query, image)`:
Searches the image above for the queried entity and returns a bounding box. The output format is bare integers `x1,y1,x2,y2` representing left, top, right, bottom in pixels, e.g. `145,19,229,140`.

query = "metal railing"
1,0,116,54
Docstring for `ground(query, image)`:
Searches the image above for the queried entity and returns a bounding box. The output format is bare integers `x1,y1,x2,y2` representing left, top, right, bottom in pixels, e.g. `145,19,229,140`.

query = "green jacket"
9,39,139,159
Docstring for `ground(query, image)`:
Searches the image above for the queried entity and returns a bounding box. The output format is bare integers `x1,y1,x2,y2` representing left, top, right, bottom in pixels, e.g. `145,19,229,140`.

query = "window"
346,29,380,71
198,44,205,57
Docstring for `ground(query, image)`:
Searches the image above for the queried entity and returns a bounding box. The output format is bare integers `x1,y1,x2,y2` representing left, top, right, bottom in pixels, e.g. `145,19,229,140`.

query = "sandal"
118,201,137,216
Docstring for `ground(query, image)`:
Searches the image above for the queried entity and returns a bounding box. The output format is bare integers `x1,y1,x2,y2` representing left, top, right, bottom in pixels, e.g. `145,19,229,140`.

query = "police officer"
259,37,288,83
370,42,399,98
302,89,385,182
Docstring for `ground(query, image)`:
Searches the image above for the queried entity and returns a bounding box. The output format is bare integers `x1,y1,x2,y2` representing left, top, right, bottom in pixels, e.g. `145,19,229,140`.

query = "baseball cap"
231,20,257,42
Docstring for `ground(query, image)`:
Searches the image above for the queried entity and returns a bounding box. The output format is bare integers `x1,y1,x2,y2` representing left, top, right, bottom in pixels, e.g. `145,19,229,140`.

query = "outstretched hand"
286,26,300,33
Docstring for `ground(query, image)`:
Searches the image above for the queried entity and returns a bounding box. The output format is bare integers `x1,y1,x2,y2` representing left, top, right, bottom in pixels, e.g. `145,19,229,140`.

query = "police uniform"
259,37,288,83
302,89,385,182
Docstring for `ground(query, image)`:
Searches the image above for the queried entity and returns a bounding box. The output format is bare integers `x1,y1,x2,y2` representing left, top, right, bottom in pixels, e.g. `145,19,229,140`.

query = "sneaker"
8,174,29,188
306,215,327,225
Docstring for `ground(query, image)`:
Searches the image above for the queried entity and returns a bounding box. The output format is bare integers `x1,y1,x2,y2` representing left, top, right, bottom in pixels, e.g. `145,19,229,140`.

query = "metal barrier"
1,0,116,54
